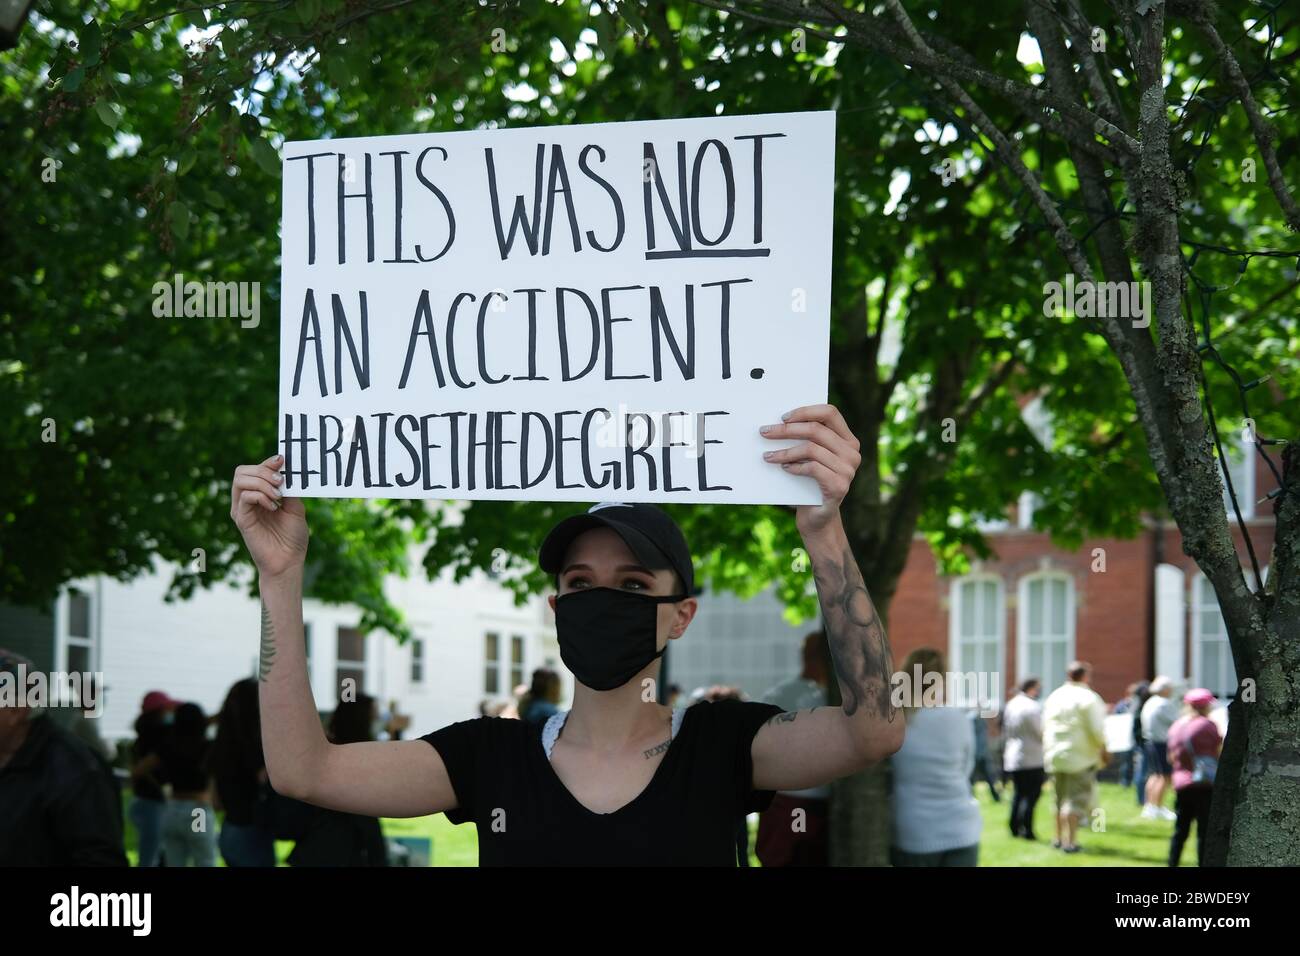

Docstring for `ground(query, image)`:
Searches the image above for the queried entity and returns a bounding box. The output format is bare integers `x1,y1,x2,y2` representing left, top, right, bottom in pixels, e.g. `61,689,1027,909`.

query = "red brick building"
888,451,1278,708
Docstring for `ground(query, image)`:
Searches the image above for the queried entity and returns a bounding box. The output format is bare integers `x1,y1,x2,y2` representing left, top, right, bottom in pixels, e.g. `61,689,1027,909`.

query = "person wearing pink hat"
1165,688,1222,866
141,690,180,715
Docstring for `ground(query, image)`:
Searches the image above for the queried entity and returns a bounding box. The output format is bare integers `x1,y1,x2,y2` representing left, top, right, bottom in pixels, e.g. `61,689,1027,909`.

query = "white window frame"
335,625,368,696
1219,436,1256,520
410,637,425,685
510,634,525,691
56,585,99,707
484,631,501,695
948,574,1005,703
1192,565,1267,699
1016,571,1076,692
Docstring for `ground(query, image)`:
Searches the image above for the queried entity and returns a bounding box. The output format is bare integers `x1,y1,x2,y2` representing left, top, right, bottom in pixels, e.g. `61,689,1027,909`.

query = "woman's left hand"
759,403,861,537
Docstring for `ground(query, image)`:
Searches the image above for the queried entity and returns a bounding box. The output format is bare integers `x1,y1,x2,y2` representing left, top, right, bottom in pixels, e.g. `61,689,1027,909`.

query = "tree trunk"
1211,442,1300,865
825,588,894,866
829,764,893,866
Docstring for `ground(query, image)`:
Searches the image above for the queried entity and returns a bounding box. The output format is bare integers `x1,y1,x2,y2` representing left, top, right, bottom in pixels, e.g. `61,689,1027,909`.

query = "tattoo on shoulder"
258,600,276,682
766,711,799,727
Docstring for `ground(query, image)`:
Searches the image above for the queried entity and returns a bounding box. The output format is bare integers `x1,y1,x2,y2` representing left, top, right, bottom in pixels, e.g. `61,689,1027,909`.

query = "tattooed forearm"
811,542,897,722
643,739,672,759
258,599,276,681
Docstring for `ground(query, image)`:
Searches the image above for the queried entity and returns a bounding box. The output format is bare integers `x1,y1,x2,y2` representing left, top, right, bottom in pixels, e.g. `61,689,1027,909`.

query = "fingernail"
760,425,774,434
781,411,792,421
763,451,776,460
271,472,283,484
274,485,284,498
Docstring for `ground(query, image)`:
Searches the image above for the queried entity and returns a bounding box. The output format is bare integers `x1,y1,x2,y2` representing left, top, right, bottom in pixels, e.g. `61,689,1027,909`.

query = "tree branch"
692,0,1142,154
1188,3,1300,230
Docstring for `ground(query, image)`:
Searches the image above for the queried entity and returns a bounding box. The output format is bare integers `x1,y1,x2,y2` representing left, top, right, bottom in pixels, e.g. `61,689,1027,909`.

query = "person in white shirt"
1042,661,1109,853
754,630,832,866
890,647,982,866
1140,676,1179,820
1002,677,1045,840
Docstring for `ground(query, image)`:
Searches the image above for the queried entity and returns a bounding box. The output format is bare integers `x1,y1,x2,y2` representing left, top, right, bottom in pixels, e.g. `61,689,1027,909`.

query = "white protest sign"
277,110,835,504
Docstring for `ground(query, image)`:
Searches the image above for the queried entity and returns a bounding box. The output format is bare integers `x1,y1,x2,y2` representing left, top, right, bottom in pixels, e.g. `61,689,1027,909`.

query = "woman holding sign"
230,403,903,865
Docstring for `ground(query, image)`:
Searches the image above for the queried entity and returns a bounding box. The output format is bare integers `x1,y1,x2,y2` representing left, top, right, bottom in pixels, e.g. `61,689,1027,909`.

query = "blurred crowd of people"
995,664,1223,866
0,647,408,867
751,639,1225,868
1,641,1225,868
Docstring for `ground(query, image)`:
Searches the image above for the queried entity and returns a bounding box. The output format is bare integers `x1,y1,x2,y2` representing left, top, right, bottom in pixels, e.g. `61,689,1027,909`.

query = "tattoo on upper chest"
643,739,672,759
259,600,276,682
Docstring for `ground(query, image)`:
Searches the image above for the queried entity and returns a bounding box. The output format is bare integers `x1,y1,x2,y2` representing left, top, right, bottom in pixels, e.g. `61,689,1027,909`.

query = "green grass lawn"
969,779,1176,867
122,780,1178,866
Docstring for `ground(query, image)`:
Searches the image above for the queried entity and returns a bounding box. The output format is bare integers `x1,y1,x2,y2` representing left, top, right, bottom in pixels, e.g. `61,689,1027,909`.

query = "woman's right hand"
230,454,309,579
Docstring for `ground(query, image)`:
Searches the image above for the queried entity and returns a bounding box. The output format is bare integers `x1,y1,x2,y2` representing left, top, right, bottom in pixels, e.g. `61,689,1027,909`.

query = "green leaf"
94,99,121,128
63,67,85,92
168,201,190,240
176,150,197,175
250,136,281,177
80,21,103,60
239,111,263,141
618,1,649,37
108,44,132,73
325,56,354,88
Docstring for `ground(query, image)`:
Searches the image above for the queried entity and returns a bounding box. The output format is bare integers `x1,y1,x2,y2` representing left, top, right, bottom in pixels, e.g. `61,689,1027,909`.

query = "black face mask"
555,587,687,691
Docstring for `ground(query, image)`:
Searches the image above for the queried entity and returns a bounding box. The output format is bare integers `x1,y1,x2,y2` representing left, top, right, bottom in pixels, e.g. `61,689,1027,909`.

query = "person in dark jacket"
0,649,127,866
211,678,278,866
1131,680,1151,807
128,690,178,866
287,694,388,867
157,702,218,866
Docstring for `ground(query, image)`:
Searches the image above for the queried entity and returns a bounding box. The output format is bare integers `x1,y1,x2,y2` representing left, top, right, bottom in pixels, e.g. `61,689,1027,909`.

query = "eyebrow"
561,563,656,576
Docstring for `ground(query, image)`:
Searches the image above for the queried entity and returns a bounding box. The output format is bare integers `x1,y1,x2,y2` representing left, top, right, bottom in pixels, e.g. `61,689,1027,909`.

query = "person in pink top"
1166,688,1222,866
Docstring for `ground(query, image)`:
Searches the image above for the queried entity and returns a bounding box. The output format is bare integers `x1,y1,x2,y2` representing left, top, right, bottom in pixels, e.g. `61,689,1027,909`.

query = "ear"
547,593,557,613
669,597,698,639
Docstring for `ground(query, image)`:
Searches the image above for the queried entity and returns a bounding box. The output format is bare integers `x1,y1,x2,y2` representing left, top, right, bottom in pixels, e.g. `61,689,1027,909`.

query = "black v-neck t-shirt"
419,699,783,866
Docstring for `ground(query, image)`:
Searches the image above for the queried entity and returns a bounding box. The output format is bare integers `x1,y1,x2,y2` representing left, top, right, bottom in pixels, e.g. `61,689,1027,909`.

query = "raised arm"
751,406,905,792
232,454,456,818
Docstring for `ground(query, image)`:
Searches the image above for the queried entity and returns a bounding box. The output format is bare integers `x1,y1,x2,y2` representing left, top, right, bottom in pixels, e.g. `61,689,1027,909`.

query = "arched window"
1192,566,1268,699
948,575,1005,701
1017,572,1075,693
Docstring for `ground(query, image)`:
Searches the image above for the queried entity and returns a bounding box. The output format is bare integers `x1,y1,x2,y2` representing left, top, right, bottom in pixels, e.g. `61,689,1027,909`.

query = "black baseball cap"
539,502,696,595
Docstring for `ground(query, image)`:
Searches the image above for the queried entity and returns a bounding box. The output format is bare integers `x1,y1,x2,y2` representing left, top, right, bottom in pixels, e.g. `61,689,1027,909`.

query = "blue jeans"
220,821,277,867
1134,743,1150,806
161,799,218,866
1116,749,1134,787
128,797,165,867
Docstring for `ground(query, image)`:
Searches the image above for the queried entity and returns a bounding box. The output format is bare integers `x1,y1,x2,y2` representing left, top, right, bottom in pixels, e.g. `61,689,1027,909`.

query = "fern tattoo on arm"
259,599,276,682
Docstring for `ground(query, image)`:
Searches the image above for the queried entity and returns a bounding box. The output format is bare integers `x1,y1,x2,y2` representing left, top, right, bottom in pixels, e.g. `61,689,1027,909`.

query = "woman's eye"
623,579,647,590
